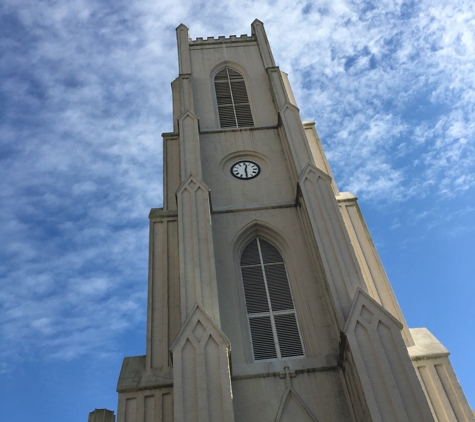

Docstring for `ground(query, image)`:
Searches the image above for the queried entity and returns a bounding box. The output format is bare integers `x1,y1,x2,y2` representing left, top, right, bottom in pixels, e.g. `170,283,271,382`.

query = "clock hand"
245,163,249,178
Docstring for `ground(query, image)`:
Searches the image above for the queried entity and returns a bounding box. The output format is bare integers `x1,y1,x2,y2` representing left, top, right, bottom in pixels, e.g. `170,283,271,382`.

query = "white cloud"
1,0,474,379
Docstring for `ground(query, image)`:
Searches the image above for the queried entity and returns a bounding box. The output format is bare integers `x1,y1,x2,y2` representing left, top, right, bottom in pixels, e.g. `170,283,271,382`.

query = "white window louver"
214,67,254,128
240,238,304,361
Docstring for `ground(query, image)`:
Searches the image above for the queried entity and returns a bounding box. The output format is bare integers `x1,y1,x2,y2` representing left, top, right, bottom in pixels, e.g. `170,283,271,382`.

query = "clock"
231,160,260,180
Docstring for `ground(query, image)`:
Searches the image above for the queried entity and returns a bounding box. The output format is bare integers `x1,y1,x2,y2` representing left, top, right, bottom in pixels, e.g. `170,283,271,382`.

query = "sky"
1,0,474,421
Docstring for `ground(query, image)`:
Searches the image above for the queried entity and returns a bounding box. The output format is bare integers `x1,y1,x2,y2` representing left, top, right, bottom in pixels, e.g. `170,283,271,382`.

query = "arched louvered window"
214,67,254,128
240,238,304,361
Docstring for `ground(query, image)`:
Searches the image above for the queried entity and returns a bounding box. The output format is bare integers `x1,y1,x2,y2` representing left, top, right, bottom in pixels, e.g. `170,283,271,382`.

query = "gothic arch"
232,221,306,362
233,220,291,261
210,61,257,128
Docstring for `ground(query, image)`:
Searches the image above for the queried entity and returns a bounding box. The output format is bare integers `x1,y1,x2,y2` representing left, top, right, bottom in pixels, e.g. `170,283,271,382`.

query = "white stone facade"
112,20,473,422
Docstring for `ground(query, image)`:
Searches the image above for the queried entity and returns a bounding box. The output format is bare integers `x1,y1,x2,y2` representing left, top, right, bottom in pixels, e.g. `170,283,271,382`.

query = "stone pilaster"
176,175,220,324
266,67,314,178
178,111,202,180
343,289,434,422
176,24,191,74
171,304,235,422
251,19,275,69
146,209,179,370
303,121,339,196
337,192,413,346
298,164,366,324
408,328,475,421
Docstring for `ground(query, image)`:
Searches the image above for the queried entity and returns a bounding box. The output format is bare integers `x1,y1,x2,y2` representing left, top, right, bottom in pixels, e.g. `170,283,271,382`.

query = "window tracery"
240,237,304,361
214,67,254,128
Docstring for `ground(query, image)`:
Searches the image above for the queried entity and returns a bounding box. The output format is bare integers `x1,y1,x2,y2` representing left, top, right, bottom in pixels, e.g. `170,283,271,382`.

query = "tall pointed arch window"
240,237,304,361
214,67,254,128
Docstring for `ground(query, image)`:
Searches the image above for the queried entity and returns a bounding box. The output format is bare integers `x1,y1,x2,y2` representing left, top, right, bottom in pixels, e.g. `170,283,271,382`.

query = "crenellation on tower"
190,33,256,45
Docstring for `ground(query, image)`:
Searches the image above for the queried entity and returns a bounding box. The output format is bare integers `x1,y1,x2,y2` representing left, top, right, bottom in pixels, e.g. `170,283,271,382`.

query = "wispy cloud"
1,0,474,382
269,0,475,201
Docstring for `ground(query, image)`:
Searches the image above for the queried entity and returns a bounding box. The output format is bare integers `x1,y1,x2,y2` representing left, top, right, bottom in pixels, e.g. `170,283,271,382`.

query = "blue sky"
1,0,474,420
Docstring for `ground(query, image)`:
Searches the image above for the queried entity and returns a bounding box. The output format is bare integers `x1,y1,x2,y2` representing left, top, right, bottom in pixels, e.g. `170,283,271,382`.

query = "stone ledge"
117,355,173,393
117,354,339,390
212,202,296,215
199,125,278,134
149,208,178,219
336,192,358,203
231,354,338,380
407,327,450,361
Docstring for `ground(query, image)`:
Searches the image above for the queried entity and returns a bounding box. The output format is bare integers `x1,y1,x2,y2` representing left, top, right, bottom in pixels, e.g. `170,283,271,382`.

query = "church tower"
114,20,474,422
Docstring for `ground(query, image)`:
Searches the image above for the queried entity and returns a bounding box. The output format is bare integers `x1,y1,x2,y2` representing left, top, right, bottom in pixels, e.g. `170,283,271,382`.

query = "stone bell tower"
114,20,474,422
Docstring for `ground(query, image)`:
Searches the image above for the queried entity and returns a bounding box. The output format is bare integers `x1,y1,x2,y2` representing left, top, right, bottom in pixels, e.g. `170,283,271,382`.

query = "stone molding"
170,303,235,422
343,289,434,422
176,24,191,74
177,74,194,114
251,19,275,68
302,121,339,195
336,192,414,347
177,174,220,323
275,387,320,422
409,328,474,421
278,103,315,176
298,163,366,323
178,110,202,181
146,213,179,370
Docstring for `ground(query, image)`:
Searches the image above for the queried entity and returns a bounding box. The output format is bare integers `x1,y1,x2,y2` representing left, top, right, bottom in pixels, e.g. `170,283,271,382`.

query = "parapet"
190,34,256,45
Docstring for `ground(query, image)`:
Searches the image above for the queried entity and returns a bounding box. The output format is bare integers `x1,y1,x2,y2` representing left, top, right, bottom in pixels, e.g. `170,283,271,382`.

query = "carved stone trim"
298,164,366,323
177,174,220,323
343,289,434,422
170,304,235,422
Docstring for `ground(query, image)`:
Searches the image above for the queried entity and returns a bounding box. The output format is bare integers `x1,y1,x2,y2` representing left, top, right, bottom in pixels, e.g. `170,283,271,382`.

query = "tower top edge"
190,34,256,45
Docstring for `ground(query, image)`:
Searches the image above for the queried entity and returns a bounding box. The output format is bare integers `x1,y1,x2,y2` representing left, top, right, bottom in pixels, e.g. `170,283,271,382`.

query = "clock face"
231,160,260,180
